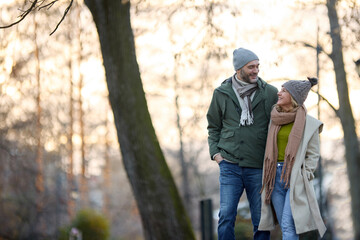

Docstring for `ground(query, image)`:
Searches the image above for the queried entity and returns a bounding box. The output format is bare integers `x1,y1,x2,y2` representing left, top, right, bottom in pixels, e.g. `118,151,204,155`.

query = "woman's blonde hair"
275,95,299,112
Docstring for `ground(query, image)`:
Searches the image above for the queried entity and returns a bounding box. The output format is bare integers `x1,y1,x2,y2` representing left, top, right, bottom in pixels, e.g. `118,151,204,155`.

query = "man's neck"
235,74,250,85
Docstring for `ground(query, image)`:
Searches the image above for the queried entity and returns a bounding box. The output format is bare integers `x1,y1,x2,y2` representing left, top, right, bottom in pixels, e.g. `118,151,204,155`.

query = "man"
207,48,278,240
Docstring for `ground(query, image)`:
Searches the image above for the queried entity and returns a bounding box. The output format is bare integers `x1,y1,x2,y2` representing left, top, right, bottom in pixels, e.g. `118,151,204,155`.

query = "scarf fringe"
281,154,295,188
261,157,276,204
240,111,254,126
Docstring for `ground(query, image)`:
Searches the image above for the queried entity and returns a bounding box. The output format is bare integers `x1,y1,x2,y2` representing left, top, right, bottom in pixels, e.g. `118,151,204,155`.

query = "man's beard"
240,69,258,83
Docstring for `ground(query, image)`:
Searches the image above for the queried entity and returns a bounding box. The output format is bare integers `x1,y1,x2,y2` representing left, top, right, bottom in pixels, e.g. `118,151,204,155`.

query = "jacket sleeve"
304,128,321,180
206,90,223,160
269,87,278,106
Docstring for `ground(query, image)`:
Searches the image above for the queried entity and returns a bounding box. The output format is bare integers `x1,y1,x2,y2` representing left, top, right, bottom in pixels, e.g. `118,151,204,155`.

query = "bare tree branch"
310,89,339,116
0,0,74,36
49,0,73,35
0,0,38,29
280,39,331,58
38,0,58,10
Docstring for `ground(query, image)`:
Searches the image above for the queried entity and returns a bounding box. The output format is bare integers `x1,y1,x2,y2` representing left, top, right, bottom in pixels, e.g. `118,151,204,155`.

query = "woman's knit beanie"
283,77,318,106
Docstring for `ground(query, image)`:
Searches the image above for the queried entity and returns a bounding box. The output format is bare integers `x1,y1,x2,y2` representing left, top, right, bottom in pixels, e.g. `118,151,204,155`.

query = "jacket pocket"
217,130,237,153
221,130,234,139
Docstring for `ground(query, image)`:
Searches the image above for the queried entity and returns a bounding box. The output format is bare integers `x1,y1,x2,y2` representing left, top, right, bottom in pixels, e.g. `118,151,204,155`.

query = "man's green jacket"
207,77,278,168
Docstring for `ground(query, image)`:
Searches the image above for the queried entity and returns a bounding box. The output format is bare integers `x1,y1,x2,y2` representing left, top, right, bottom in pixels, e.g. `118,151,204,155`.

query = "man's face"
236,60,259,84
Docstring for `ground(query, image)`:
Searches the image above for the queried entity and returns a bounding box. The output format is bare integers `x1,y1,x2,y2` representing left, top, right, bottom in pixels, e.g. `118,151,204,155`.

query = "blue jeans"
218,161,270,240
271,163,299,240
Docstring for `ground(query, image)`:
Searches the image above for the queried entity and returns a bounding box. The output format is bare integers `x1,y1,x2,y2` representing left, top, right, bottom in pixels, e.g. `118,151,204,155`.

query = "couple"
207,48,327,240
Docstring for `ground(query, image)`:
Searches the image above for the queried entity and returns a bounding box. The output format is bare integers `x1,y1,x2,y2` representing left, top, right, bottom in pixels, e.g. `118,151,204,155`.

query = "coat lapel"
251,78,266,110
218,79,241,108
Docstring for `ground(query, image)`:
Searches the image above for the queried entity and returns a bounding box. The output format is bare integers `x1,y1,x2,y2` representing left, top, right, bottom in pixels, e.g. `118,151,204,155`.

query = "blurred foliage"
234,217,253,240
58,209,110,240
58,226,71,240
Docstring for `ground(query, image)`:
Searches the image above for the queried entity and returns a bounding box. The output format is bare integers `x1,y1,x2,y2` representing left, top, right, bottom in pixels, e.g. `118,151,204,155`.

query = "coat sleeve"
304,128,321,180
206,90,223,160
269,87,278,106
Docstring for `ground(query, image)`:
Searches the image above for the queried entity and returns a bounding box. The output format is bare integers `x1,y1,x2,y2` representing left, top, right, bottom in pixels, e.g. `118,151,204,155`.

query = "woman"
258,77,326,239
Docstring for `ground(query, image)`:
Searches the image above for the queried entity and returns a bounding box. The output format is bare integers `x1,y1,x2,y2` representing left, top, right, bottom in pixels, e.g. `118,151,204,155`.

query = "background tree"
325,0,360,238
33,10,46,236
83,1,195,239
77,4,89,207
66,27,75,219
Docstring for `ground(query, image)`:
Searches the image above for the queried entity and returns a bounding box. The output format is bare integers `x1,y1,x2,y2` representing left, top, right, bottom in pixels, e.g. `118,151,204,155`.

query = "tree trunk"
326,0,360,238
84,1,195,239
174,55,191,212
77,7,88,207
103,104,111,217
67,39,75,219
34,11,45,236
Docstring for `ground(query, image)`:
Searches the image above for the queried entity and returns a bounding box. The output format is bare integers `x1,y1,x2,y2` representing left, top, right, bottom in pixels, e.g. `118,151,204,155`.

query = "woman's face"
277,87,293,111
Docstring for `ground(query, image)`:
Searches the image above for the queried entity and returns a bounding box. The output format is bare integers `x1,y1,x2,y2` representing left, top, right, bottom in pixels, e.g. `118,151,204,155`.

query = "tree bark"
84,1,195,239
326,0,360,238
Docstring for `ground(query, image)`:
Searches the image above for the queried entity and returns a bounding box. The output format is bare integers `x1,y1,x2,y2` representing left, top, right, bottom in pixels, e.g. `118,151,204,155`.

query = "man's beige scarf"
231,75,258,126
261,106,306,204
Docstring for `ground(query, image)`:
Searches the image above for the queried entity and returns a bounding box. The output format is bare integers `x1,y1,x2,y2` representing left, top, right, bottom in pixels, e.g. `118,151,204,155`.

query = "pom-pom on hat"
283,77,318,106
233,48,259,71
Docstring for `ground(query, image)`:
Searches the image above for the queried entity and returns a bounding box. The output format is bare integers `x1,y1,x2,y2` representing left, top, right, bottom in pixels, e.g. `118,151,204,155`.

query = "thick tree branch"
311,89,339,116
280,39,331,58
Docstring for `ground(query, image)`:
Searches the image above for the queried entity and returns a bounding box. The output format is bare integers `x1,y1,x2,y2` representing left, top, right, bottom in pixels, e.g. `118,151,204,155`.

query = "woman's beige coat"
258,115,326,237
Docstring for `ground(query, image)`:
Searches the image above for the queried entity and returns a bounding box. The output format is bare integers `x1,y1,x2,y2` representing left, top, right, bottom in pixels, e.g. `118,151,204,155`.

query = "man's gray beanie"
283,77,318,106
233,48,259,71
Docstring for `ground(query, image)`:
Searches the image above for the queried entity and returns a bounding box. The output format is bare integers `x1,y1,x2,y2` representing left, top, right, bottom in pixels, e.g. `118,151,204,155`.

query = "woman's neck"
282,105,294,112
277,104,295,113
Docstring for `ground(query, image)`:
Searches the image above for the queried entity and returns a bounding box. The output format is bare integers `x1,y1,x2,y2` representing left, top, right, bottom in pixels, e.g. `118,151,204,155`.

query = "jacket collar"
217,76,268,109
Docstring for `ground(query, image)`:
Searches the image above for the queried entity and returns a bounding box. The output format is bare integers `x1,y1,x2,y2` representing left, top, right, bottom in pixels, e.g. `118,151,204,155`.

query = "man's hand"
214,154,224,164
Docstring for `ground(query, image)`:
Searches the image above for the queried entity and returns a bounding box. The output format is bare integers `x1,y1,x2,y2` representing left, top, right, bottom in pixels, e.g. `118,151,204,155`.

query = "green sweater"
277,122,294,162
207,77,278,168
